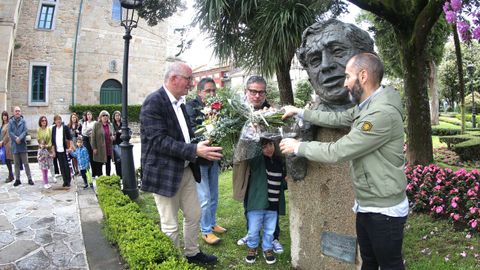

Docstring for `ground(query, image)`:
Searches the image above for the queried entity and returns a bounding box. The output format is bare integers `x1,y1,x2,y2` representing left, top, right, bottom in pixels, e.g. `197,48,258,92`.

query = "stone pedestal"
289,127,359,270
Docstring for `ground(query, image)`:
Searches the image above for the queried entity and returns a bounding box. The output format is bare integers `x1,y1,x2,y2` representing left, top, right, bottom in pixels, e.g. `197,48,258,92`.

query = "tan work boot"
202,233,221,245
212,225,227,234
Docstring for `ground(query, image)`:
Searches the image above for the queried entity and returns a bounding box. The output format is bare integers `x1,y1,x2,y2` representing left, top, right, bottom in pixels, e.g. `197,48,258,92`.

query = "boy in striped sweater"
244,139,286,265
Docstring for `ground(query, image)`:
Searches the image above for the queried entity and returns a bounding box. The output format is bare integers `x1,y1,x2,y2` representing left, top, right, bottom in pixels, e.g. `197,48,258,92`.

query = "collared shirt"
56,125,65,152
164,85,190,167
358,85,384,110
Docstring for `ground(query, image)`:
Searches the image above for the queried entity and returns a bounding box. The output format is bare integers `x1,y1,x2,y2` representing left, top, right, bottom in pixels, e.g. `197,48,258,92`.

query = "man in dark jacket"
140,62,222,265
186,77,226,245
9,106,33,186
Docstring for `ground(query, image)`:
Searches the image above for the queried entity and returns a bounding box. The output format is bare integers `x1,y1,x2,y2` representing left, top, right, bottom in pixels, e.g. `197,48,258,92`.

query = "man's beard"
348,79,363,105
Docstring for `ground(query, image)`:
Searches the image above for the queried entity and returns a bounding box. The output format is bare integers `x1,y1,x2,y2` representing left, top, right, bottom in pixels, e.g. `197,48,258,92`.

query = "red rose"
211,101,222,111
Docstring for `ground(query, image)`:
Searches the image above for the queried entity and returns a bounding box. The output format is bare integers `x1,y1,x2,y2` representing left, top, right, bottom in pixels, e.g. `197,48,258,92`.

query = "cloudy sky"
180,2,364,68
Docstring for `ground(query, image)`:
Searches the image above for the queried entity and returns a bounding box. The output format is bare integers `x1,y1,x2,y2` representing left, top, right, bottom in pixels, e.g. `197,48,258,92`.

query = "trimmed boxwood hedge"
96,176,203,270
431,126,462,136
439,134,480,161
69,104,141,122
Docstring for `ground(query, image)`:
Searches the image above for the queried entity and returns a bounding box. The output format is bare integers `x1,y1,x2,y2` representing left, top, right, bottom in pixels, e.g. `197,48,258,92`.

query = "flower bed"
405,164,479,233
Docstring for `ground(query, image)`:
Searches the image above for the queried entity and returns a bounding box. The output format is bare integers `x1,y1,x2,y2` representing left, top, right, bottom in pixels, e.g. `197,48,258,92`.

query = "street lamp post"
467,64,477,128
119,0,142,199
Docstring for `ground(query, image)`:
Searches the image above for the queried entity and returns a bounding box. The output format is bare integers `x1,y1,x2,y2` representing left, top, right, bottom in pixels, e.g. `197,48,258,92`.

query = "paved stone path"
0,163,88,270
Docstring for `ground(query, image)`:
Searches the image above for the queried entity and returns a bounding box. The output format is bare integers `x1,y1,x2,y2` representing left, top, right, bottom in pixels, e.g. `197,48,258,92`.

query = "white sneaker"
237,235,248,246
50,177,57,183
272,239,284,254
44,184,51,189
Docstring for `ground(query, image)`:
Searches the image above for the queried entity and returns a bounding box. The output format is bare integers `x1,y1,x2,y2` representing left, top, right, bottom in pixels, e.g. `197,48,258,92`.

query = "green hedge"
96,176,203,270
439,116,473,128
439,134,480,161
453,137,480,161
69,104,142,122
431,127,462,136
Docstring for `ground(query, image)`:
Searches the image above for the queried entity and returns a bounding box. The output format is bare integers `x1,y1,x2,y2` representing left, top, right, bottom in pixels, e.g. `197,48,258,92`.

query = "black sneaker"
245,247,257,264
83,184,89,189
186,251,217,265
263,249,276,264
28,179,34,185
13,180,21,187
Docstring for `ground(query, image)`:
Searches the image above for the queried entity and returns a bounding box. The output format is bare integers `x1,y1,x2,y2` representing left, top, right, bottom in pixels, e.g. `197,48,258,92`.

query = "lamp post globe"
119,0,143,199
467,64,477,128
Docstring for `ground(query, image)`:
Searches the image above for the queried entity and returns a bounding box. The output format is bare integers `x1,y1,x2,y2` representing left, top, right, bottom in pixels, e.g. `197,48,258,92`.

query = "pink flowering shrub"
405,164,480,233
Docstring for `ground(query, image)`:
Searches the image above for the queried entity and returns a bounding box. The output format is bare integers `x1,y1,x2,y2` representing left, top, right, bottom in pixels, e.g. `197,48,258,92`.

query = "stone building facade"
0,0,181,129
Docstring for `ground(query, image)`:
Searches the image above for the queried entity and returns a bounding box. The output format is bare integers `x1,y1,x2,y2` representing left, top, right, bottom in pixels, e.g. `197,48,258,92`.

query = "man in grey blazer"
140,62,222,265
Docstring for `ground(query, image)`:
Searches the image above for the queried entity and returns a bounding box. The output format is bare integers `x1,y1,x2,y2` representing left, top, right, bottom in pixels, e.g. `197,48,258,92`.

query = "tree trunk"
403,41,433,165
429,60,439,125
276,60,294,105
452,23,466,134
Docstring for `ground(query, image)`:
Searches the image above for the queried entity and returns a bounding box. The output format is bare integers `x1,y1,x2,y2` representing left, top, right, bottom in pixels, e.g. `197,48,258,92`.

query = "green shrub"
439,134,480,161
96,176,202,270
454,113,473,122
431,127,462,136
69,104,142,122
453,137,480,161
439,116,473,128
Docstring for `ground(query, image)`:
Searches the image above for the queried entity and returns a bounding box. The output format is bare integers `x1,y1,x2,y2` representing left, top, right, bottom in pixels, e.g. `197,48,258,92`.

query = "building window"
29,63,49,106
36,0,57,30
112,0,122,21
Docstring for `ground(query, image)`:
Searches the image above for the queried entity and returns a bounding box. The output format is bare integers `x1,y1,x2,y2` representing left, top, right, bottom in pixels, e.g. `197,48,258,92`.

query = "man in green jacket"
280,53,408,270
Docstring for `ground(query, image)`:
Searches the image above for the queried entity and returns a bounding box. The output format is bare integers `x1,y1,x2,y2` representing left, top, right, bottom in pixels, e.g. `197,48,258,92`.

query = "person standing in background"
9,106,33,186
186,77,226,245
0,111,14,183
111,110,122,177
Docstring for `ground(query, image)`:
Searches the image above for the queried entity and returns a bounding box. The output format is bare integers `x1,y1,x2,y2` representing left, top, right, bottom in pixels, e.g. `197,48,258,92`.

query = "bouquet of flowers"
193,88,297,164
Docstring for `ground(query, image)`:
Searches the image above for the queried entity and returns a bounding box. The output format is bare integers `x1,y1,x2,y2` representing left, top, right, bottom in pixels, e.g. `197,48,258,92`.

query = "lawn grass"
137,170,480,269
432,135,447,148
404,214,480,270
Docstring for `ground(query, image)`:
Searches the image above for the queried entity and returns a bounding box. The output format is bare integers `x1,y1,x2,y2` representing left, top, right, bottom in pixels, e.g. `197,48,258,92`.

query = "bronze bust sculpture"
288,19,375,180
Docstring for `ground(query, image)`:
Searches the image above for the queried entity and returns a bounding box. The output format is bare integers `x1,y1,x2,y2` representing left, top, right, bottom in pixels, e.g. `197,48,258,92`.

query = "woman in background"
0,111,14,183
91,110,114,177
111,111,122,177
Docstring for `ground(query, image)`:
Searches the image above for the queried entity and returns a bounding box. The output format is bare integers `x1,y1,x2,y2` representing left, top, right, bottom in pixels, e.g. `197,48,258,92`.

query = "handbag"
113,144,121,163
0,146,5,164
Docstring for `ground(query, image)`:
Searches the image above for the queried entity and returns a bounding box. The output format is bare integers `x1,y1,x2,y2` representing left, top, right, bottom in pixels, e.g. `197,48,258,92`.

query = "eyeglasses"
102,114,108,117
178,75,194,82
203,89,216,94
247,89,266,97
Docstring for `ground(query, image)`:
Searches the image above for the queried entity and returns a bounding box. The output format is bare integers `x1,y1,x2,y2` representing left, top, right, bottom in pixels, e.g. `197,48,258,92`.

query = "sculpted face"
303,25,361,105
298,20,374,110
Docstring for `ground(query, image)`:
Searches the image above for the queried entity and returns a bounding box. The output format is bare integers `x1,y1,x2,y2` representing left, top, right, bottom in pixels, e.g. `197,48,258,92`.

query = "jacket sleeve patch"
361,121,373,132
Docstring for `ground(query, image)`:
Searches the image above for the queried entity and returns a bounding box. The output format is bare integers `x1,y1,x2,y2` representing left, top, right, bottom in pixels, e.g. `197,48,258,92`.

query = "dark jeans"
356,213,407,270
115,161,122,178
53,157,59,174
80,169,87,185
56,151,71,186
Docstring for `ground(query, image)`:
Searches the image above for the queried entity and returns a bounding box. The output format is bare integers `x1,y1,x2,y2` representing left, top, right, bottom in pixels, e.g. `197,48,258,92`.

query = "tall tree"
357,13,449,125
136,0,184,26
194,0,346,105
346,0,445,165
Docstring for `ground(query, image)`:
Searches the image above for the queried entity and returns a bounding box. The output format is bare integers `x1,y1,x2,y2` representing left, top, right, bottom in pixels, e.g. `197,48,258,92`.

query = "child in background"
244,138,286,265
37,139,52,189
71,137,90,189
